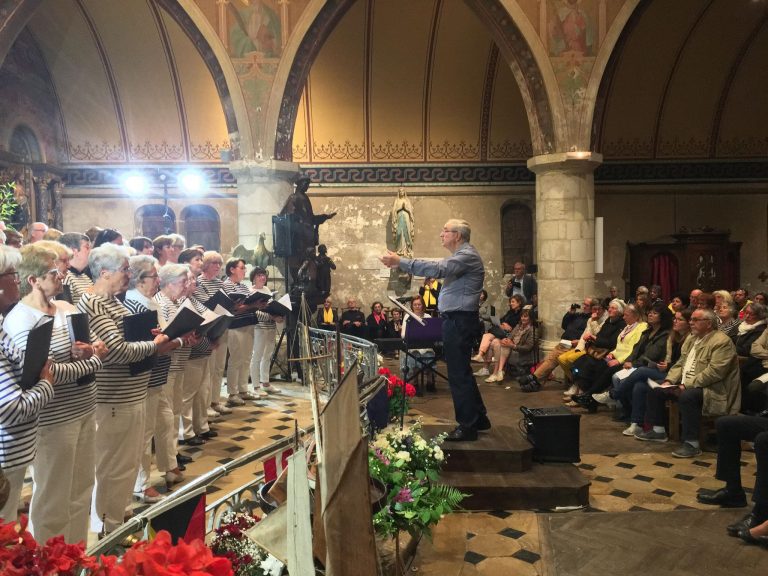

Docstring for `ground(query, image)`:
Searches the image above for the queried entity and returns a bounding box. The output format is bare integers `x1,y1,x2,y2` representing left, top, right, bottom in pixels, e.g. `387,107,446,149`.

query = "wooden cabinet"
627,230,741,297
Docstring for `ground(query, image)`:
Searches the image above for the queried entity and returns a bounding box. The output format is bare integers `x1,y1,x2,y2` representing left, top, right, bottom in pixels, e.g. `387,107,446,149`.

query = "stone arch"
180,204,221,252
135,204,177,239
9,124,43,163
265,0,563,162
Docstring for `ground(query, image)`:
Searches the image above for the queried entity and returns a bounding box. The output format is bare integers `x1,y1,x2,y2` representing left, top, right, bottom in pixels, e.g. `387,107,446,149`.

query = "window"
135,205,176,239
181,205,220,251
9,125,42,163
501,202,533,274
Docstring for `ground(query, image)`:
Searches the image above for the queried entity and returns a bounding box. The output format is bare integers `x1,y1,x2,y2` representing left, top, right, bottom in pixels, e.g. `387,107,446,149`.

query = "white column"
228,159,300,250
527,152,603,350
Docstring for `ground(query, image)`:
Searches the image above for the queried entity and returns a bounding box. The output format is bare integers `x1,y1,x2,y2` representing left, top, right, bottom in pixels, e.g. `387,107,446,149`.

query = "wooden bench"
666,401,717,447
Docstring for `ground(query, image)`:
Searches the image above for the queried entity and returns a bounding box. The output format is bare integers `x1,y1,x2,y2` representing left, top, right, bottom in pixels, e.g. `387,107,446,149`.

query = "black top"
592,317,626,350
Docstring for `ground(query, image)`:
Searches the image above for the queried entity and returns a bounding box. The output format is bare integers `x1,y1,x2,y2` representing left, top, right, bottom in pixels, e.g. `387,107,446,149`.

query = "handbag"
489,325,507,339
586,345,610,361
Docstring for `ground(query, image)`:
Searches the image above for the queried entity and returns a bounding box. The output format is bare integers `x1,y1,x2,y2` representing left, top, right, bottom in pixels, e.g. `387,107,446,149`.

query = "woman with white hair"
77,243,173,534
124,256,186,504
0,245,56,524
3,244,106,542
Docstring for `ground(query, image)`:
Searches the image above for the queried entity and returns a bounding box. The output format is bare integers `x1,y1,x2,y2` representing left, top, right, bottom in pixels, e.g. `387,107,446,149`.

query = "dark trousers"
646,386,703,442
715,415,768,510
442,313,487,429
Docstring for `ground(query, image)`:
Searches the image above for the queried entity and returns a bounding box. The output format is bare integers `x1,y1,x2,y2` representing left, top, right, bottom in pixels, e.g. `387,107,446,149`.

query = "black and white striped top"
0,317,54,469
63,268,94,307
254,310,276,331
3,301,102,427
77,293,156,405
194,275,224,304
185,296,213,360
222,278,256,329
154,291,192,372
124,292,171,390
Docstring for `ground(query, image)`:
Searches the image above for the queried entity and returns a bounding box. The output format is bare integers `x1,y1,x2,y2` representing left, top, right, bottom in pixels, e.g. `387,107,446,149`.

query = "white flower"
415,437,427,450
395,450,411,462
433,447,444,461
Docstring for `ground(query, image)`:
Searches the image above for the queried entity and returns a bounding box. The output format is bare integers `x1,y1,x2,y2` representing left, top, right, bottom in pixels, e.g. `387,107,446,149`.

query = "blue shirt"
399,242,484,313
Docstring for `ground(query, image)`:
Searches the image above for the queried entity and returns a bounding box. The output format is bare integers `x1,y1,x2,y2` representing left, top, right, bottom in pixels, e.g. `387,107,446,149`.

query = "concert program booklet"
161,300,205,340
124,310,159,375
20,316,54,391
387,295,425,326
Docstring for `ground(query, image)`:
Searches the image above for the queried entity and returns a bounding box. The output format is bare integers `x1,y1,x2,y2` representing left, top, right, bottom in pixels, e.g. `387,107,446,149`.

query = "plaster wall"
595,189,768,298
305,188,533,314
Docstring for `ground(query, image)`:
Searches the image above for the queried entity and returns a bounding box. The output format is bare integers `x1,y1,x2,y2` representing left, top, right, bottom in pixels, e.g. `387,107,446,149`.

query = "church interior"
0,0,767,574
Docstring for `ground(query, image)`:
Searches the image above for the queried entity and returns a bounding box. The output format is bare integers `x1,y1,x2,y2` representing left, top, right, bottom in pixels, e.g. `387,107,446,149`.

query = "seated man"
519,297,595,392
341,297,367,339
696,413,768,545
635,308,741,458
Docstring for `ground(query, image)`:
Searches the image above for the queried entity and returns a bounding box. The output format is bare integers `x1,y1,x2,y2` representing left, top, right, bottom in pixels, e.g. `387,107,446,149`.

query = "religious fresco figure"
548,0,595,57
390,187,414,258
229,0,281,58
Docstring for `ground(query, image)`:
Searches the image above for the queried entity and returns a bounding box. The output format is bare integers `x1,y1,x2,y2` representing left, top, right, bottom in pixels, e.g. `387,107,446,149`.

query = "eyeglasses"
142,274,159,280
45,268,62,278
673,317,686,322
0,271,19,280
690,318,708,323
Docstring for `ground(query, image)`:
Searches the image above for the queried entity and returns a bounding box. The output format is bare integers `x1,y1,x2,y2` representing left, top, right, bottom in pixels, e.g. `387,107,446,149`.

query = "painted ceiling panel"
306,0,366,162
717,21,768,157
656,1,759,157
428,1,491,160
599,0,703,158
83,0,184,162
28,0,124,161
161,9,229,162
368,0,435,161
488,61,532,160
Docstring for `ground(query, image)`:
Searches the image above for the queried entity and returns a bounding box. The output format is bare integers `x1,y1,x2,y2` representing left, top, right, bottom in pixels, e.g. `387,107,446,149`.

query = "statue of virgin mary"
390,187,414,258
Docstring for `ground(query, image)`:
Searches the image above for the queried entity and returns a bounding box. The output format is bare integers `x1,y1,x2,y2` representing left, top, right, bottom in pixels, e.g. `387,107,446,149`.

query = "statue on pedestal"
391,186,414,258
315,243,336,297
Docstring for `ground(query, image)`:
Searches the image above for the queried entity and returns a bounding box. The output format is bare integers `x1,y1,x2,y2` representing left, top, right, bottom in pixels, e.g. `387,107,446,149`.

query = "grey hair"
713,289,734,304
0,245,21,274
158,263,189,288
445,218,471,242
588,297,601,308
624,303,641,319
697,308,719,330
747,302,767,321
89,243,130,277
609,298,626,313
719,300,737,318
128,255,158,289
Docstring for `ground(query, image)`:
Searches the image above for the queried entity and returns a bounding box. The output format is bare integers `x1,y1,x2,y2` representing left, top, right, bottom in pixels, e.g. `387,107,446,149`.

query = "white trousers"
226,326,254,395
91,402,146,533
180,357,211,440
0,465,26,524
250,328,276,384
208,332,228,405
30,413,95,543
135,386,176,493
168,371,184,451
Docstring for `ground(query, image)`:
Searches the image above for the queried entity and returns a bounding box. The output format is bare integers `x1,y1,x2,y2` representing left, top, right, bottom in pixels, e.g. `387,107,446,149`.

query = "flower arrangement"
209,511,272,576
368,421,465,539
378,367,416,421
0,515,233,576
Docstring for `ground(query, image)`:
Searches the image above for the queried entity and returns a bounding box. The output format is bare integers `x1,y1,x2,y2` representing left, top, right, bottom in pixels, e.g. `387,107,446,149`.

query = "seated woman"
316,296,338,330
618,308,691,434
597,302,672,415
716,300,740,338
388,308,403,338
734,302,767,355
400,296,435,389
557,300,609,396
741,325,768,414
562,298,626,405
668,292,689,314
572,303,647,412
485,309,534,383
471,294,524,374
366,301,389,341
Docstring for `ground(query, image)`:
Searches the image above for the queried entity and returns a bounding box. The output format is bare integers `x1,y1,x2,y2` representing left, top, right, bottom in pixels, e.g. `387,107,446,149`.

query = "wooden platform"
423,423,590,511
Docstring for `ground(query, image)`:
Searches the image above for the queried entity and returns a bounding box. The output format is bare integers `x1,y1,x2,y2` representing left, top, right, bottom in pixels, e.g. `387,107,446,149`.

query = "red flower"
378,367,392,377
404,383,417,397
387,386,393,398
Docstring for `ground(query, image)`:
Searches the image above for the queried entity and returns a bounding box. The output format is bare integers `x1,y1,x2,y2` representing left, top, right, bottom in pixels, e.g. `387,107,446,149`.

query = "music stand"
403,317,448,393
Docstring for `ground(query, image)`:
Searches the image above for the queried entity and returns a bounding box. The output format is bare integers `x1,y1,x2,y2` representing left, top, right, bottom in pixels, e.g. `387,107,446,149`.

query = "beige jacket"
666,330,741,416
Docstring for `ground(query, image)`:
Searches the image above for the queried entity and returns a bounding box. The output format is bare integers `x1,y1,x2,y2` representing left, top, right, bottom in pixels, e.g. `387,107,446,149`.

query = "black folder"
162,306,204,340
264,299,291,317
242,288,273,306
67,312,95,385
198,314,233,341
124,310,159,375
20,316,54,391
204,289,237,313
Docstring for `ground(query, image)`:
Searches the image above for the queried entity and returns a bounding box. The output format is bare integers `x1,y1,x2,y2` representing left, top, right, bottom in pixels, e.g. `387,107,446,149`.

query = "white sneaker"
592,391,611,405
261,383,282,394
622,423,641,436
485,371,504,383
206,408,219,419
563,384,578,397
474,367,490,377
471,354,485,363
211,403,232,415
255,387,268,398
226,394,245,407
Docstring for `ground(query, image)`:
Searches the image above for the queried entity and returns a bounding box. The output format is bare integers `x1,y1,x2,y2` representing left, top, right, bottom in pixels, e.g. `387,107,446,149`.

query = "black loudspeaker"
272,215,295,257
521,406,580,463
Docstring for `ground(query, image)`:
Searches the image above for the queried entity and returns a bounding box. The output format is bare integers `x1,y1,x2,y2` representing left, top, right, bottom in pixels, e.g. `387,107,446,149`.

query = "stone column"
228,159,299,252
527,152,603,350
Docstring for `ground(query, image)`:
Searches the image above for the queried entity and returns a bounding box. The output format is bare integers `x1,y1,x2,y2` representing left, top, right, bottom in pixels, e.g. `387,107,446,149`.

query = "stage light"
122,172,148,195
178,169,206,194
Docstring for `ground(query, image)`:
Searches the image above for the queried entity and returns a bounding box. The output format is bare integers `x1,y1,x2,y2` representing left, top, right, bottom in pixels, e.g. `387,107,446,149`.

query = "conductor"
381,218,489,441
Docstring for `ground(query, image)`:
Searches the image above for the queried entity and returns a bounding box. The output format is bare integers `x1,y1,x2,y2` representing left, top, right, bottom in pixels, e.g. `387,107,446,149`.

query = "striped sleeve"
0,359,53,427
63,270,94,306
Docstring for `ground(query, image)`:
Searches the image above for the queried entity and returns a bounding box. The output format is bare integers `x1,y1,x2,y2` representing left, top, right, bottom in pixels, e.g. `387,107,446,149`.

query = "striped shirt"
0,317,54,469
124,291,171,390
3,301,102,427
77,293,156,405
154,291,191,372
194,275,224,304
185,296,213,359
222,278,256,329
255,310,276,331
63,268,94,307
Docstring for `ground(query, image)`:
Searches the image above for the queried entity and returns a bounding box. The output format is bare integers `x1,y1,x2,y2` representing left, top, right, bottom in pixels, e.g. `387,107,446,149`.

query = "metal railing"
302,324,380,391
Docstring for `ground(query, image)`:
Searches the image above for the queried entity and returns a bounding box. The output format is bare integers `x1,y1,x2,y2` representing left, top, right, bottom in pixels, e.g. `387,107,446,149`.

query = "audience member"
316,296,338,329
504,262,536,302
400,295,434,389
367,301,389,340
419,277,441,316
28,222,48,243
734,302,767,356
484,308,534,384
716,300,740,337
734,288,751,319
557,300,608,396
472,294,525,375
341,297,367,338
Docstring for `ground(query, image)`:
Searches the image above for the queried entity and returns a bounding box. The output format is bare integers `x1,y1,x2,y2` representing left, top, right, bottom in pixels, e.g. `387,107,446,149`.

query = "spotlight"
178,169,206,195
122,172,148,195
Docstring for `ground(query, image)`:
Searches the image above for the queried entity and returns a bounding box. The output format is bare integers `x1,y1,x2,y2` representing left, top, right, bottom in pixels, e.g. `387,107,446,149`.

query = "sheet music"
387,295,425,326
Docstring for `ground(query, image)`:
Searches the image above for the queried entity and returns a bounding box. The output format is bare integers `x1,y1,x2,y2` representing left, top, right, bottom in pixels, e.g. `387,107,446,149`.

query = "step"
440,463,590,511
423,424,534,473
